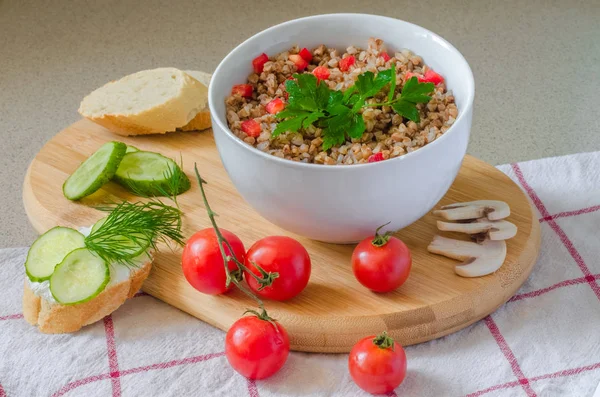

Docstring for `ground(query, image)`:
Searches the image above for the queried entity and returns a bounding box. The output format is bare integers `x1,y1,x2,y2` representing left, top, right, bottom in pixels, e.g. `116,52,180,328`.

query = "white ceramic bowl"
209,14,474,243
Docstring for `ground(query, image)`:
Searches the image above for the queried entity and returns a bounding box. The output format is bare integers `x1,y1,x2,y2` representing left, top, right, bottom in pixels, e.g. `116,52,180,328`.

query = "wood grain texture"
23,118,541,352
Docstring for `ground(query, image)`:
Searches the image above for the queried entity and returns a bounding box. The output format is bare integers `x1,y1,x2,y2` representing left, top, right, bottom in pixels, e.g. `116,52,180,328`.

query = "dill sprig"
153,154,186,208
85,200,184,267
126,154,187,208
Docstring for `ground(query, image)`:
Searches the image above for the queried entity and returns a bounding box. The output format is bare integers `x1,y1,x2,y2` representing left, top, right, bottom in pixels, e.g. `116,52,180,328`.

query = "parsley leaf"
327,90,344,112
347,113,366,139
322,107,352,150
342,85,357,103
324,108,351,132
390,76,434,123
302,111,324,128
322,132,346,151
275,109,310,119
356,69,393,98
388,64,397,102
355,71,375,96
273,116,307,136
296,73,318,94
326,103,351,116
392,100,421,123
283,74,319,111
316,81,331,109
401,77,435,103
284,78,302,97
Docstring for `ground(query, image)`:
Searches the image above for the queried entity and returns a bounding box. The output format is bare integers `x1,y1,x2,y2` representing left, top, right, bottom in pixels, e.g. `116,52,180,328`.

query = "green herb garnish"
153,155,186,208
124,154,187,209
272,66,434,150
85,200,184,267
389,76,436,124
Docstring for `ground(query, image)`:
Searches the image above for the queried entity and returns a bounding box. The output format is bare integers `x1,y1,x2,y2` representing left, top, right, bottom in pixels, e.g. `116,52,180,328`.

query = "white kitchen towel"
2,152,600,397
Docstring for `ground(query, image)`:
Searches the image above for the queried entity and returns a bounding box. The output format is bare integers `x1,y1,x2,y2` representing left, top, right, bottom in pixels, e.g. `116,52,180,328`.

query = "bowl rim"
208,13,474,171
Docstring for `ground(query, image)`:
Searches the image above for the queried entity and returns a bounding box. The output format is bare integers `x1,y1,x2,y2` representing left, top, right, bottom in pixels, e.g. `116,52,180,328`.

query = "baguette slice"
79,68,208,136
23,259,152,333
179,70,212,132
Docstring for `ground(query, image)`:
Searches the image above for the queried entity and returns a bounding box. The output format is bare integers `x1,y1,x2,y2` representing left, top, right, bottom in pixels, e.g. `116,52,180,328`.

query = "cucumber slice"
63,141,127,200
126,145,139,153
114,151,191,197
50,248,109,305
90,216,107,233
90,216,150,258
25,227,86,282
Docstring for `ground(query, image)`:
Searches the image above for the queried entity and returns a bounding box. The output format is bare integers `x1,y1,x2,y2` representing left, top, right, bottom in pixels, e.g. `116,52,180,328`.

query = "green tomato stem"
194,164,277,311
373,331,396,350
371,222,395,247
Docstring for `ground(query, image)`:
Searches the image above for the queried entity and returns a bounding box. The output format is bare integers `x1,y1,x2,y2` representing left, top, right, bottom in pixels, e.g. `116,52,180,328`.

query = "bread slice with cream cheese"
23,257,152,334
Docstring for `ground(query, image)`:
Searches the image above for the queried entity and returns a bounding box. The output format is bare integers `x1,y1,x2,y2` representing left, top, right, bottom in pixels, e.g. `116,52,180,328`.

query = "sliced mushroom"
433,200,510,221
437,219,517,241
427,235,507,277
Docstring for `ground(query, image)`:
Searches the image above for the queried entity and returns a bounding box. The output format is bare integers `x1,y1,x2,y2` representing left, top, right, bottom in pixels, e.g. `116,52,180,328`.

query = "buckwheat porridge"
225,38,458,165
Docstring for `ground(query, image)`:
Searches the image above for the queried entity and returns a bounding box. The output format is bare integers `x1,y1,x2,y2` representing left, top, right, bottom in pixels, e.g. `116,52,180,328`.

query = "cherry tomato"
182,228,245,295
349,332,407,394
351,227,412,292
225,314,290,379
244,236,311,301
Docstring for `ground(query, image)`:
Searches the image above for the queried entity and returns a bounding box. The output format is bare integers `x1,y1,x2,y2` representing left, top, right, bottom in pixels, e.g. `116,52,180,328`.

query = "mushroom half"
427,235,507,277
433,200,510,221
437,219,518,241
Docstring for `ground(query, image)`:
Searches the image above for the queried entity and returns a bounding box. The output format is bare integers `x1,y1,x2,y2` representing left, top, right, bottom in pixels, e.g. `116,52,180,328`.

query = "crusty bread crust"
23,260,152,334
184,70,211,88
178,110,211,131
178,70,212,132
79,68,209,136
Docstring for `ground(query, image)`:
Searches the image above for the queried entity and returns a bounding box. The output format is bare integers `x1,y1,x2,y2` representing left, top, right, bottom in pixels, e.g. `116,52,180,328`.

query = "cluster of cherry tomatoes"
182,165,411,393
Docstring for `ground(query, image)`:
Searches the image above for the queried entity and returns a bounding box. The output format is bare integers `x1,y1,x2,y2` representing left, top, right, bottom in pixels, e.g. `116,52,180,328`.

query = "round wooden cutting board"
23,119,540,353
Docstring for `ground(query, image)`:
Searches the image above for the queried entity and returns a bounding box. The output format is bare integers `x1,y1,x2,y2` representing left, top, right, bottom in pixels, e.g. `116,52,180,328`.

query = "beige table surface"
1,0,599,248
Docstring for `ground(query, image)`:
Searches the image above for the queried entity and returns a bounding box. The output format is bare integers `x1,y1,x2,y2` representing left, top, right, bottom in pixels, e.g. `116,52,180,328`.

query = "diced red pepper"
241,119,261,137
368,152,385,163
312,66,330,81
404,72,423,82
380,52,391,62
298,47,313,62
252,53,269,74
423,69,445,85
265,98,285,114
405,70,444,85
289,54,309,71
231,84,253,98
339,56,356,72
